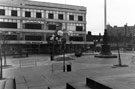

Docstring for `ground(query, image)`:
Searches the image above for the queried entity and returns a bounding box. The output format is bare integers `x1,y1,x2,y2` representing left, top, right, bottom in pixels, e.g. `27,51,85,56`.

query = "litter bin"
67,63,72,72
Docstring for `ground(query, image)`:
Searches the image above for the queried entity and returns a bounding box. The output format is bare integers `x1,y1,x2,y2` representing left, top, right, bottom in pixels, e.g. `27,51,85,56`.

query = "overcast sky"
31,0,135,35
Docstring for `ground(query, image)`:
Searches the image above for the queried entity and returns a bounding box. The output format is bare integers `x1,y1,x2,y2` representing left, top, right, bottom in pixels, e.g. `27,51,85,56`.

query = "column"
44,33,46,41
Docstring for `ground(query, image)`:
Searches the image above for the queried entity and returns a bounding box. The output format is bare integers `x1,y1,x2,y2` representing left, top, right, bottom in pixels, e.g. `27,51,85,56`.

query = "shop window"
5,35,17,40
78,16,83,21
25,35,42,41
48,13,54,19
24,23,42,29
25,11,31,17
0,22,17,28
11,10,17,16
76,26,83,31
58,14,63,20
69,15,74,20
36,12,41,18
70,36,83,41
0,9,5,15
48,24,56,30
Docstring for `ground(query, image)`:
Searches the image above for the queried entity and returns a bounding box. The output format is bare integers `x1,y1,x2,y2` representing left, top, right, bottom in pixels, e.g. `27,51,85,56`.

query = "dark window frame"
36,12,42,18
11,10,17,16
69,15,74,20
25,11,31,17
48,24,56,30
78,16,83,21
5,35,18,40
48,13,54,19
58,14,63,20
0,9,5,15
0,22,17,28
24,23,42,29
76,26,83,31
25,35,43,41
70,36,83,41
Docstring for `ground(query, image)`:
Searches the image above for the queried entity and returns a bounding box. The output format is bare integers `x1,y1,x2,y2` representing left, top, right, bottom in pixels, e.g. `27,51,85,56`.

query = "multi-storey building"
0,0,87,54
107,25,135,49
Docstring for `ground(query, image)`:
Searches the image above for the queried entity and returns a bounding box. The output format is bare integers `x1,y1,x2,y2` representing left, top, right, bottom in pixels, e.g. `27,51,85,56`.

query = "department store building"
0,0,87,54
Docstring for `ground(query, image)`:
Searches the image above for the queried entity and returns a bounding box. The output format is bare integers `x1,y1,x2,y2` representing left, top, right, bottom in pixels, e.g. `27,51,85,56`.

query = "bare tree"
0,32,9,66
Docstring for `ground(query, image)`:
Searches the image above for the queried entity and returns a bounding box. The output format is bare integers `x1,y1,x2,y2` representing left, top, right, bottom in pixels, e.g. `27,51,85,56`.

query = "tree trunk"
3,51,6,66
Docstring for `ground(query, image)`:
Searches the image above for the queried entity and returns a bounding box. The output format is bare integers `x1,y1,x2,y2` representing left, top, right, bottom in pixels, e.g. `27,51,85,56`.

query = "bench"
86,78,112,89
66,83,76,89
0,78,16,89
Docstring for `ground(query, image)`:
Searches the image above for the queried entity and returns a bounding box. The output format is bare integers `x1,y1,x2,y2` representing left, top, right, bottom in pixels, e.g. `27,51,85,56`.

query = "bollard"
67,64,71,72
67,62,72,72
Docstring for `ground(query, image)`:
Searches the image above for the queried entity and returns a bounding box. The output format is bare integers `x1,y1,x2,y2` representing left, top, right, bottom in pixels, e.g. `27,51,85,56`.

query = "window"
11,10,17,16
48,13,54,19
48,25,56,30
36,12,41,18
69,15,74,20
25,35,42,41
76,26,83,31
25,11,31,17
0,9,5,15
5,35,17,40
24,23,42,29
58,14,63,20
70,36,83,41
0,22,17,28
78,16,83,21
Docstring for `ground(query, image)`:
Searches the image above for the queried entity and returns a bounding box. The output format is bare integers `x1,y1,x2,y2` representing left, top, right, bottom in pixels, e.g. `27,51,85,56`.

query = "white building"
0,0,87,54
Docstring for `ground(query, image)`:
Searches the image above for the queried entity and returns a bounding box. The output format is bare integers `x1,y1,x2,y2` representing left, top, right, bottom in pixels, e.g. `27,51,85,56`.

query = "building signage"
25,42,31,44
25,42,43,44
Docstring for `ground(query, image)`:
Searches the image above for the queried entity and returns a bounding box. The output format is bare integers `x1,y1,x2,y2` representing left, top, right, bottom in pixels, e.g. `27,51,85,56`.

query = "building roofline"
0,0,86,11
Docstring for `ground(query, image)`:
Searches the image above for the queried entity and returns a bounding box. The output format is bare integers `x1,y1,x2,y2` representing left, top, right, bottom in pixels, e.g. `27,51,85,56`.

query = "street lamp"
47,30,73,71
57,30,73,72
47,32,62,61
47,34,55,61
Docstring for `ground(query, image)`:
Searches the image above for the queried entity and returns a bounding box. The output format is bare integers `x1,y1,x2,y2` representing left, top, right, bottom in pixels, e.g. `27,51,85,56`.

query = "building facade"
107,25,135,49
0,0,87,54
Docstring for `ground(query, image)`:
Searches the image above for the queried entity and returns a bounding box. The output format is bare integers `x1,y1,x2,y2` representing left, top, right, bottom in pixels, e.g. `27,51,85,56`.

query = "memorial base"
95,44,117,58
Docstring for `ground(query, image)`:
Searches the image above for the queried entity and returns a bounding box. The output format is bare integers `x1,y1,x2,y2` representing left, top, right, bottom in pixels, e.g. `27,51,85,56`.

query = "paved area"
2,52,135,89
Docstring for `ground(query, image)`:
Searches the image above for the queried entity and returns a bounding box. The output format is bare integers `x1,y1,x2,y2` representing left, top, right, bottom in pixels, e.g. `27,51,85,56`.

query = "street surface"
2,52,135,89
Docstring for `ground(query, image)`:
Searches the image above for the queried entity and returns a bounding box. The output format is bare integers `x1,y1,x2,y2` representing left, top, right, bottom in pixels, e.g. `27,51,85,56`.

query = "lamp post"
57,30,66,72
47,30,73,70
57,30,73,72
48,34,55,61
68,31,73,53
0,31,3,79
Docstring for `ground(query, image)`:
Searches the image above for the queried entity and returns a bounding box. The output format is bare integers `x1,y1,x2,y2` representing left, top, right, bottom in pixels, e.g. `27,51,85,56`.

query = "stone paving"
2,52,135,89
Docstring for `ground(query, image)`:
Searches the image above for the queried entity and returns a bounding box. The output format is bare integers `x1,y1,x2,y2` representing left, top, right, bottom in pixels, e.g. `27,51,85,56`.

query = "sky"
31,0,135,35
